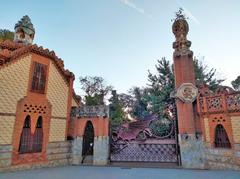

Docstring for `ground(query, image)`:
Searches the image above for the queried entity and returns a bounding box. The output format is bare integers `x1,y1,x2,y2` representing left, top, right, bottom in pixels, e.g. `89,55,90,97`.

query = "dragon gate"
110,102,179,163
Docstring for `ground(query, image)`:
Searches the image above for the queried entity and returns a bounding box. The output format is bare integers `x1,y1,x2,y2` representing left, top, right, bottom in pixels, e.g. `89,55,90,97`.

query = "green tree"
147,58,175,118
129,87,149,120
231,75,240,91
146,57,224,118
0,29,14,42
79,76,113,106
194,57,224,91
109,90,125,127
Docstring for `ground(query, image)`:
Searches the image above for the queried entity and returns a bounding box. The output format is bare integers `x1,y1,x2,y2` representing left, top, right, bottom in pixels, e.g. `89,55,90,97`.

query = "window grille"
19,116,31,153
214,124,231,148
32,117,43,153
31,62,47,93
19,116,43,154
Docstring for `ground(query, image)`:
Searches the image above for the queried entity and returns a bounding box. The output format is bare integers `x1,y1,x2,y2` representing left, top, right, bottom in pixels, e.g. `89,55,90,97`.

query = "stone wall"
0,145,12,169
204,146,240,170
178,134,205,169
47,141,72,166
0,141,72,172
93,136,109,165
72,137,83,165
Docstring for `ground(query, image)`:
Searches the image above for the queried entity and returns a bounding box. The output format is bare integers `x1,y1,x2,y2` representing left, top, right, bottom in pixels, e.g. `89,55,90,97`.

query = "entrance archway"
82,121,94,163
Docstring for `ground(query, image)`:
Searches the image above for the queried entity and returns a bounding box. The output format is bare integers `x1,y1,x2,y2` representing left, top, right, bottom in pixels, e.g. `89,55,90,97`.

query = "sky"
1,0,240,95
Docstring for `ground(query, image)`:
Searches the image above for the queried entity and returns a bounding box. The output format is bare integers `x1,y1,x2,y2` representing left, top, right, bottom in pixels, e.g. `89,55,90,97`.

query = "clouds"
118,0,152,18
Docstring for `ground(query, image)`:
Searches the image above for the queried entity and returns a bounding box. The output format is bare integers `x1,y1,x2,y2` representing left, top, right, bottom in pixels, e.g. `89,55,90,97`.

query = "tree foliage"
0,29,14,42
147,58,175,118
129,87,149,120
194,57,225,91
108,57,223,124
109,90,125,127
231,75,240,91
142,58,224,118
79,76,113,106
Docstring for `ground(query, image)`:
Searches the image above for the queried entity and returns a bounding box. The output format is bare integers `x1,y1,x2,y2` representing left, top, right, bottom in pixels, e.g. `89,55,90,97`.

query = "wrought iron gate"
110,103,179,163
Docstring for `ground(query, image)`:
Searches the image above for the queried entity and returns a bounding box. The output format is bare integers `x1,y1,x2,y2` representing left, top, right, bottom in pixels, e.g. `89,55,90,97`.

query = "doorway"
82,121,94,164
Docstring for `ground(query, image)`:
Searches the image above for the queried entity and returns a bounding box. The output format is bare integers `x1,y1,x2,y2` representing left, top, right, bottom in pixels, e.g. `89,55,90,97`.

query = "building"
0,13,240,172
0,16,79,170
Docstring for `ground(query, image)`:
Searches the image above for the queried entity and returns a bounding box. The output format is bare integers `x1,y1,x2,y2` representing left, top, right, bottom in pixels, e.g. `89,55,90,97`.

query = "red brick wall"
71,117,109,137
174,55,196,134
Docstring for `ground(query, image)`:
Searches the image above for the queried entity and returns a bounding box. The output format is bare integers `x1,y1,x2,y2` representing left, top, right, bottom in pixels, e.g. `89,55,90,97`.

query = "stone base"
0,141,72,172
178,134,205,169
93,136,109,165
204,144,240,170
71,136,109,166
71,137,83,165
0,145,12,169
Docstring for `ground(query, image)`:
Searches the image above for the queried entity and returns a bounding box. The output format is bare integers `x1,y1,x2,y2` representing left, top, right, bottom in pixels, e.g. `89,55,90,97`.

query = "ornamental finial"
174,8,188,21
14,15,35,44
172,8,192,57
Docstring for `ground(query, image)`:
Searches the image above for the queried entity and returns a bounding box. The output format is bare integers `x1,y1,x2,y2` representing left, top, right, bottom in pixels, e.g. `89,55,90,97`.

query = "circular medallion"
176,83,198,103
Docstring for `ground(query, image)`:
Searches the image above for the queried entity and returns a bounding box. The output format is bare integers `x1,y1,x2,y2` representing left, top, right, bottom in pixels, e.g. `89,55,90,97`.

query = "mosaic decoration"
71,105,109,118
14,15,35,44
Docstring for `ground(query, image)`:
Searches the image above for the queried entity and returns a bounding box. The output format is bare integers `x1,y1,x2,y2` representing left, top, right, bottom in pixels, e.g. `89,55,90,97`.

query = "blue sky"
1,0,240,95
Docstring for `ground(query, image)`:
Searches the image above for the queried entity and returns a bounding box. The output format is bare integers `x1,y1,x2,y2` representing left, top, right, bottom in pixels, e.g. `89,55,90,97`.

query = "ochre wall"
49,119,66,142
0,55,31,113
47,61,69,142
204,118,210,142
0,55,31,145
0,116,15,144
231,116,240,143
47,61,69,118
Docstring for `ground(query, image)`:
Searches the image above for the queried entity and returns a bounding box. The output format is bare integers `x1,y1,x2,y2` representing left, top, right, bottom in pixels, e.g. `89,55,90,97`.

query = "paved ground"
0,166,240,179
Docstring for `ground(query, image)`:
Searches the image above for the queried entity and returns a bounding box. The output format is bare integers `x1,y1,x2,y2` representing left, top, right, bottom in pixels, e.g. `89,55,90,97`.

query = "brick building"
0,13,240,172
0,16,79,170
171,10,240,170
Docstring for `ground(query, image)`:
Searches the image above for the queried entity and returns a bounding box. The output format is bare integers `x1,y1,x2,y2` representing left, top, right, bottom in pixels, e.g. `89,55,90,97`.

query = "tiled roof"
0,40,74,83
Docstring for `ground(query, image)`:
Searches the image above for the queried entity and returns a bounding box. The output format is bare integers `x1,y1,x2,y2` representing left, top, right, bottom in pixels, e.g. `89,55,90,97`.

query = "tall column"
172,10,204,169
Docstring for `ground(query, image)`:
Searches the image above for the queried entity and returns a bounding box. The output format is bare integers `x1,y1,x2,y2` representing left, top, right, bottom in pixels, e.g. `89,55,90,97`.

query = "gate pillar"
172,10,205,169
72,136,83,165
94,135,109,165
71,106,109,166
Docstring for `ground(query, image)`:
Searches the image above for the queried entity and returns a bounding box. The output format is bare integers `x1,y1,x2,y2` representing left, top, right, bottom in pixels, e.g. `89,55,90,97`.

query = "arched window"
32,116,43,153
19,116,43,154
19,115,31,153
214,124,231,148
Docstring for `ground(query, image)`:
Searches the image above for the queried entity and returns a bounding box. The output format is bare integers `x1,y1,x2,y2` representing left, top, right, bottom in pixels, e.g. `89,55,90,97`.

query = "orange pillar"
172,10,204,169
172,12,196,135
